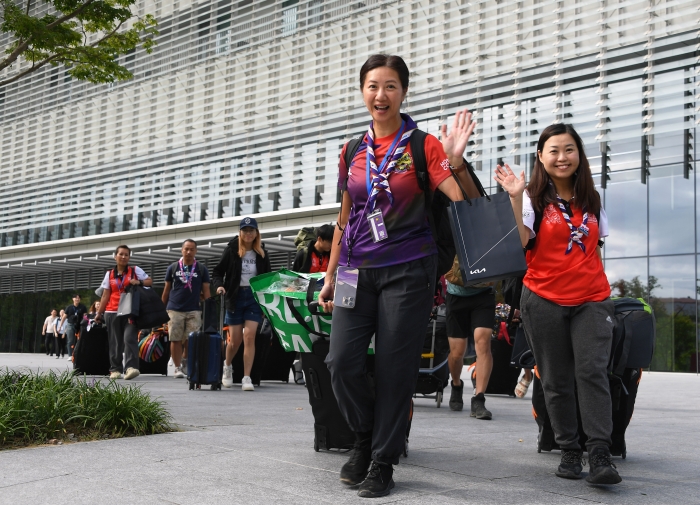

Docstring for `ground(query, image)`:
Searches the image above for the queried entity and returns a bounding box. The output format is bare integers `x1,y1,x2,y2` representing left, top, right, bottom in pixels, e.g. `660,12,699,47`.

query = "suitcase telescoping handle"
219,292,225,336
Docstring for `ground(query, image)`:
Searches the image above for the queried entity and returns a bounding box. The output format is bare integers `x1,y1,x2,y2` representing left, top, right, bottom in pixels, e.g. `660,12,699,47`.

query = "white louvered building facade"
0,0,698,291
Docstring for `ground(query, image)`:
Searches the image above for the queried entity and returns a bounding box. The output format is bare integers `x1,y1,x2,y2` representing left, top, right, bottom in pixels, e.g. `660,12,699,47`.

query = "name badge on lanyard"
367,209,388,243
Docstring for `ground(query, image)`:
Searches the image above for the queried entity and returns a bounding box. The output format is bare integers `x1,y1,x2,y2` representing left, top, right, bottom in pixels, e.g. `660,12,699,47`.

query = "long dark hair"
526,123,601,216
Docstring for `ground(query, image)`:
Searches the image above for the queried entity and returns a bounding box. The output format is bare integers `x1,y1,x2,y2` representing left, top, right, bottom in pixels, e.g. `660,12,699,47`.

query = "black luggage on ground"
73,318,110,376
471,334,519,396
231,318,272,386
260,326,296,382
301,338,356,451
532,367,642,458
531,297,655,458
138,327,170,375
301,339,413,455
188,296,224,390
415,304,449,406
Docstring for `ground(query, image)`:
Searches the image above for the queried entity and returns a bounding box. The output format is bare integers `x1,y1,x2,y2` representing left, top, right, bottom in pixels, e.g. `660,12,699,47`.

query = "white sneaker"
222,364,233,388
180,359,188,375
109,371,122,380
168,357,174,367
124,367,140,380
173,366,185,379
241,376,254,391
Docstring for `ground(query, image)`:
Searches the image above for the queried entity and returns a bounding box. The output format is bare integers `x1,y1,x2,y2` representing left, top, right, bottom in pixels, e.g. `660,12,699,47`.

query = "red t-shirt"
523,201,610,306
338,130,452,268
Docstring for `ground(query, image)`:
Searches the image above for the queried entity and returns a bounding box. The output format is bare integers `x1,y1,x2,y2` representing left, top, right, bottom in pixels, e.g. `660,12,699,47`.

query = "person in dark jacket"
292,224,334,273
211,217,272,391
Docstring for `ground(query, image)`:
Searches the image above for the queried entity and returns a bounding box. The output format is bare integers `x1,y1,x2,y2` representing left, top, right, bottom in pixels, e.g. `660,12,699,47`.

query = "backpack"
294,226,317,268
610,297,656,375
343,130,486,281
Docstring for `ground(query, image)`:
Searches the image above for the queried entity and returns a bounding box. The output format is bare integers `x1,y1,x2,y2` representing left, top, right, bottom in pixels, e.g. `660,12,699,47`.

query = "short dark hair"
115,244,131,255
72,294,81,298
316,224,334,242
182,239,197,247
359,54,410,91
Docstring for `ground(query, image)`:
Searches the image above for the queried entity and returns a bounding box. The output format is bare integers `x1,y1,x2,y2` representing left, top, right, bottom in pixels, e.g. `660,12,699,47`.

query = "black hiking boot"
340,431,372,486
449,380,464,411
357,461,395,498
586,446,622,484
556,449,584,479
470,393,492,420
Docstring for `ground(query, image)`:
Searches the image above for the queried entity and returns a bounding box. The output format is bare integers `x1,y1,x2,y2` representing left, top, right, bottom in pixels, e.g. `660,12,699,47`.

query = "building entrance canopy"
0,206,339,294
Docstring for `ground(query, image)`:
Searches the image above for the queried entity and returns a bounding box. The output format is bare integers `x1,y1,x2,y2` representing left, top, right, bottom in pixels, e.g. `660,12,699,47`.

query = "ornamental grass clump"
0,369,173,448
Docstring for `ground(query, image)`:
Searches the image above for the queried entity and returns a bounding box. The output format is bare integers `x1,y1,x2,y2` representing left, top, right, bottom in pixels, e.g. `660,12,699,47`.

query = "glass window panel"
603,171,648,259
604,257,647,298
649,255,696,372
649,165,694,256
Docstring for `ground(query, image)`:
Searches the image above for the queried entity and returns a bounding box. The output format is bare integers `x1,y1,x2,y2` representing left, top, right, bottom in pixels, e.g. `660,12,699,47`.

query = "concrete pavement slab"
1,353,699,505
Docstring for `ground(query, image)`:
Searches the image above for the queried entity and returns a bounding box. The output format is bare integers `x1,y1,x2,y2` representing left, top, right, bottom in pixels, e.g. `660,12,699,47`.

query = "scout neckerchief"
178,258,197,291
365,113,417,211
555,195,589,255
345,114,418,265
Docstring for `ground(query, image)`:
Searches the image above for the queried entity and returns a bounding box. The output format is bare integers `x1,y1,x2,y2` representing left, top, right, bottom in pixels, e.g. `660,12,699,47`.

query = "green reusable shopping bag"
249,269,331,353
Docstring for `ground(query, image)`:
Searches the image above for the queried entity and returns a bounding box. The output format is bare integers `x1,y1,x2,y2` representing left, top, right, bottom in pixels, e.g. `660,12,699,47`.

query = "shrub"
0,369,173,448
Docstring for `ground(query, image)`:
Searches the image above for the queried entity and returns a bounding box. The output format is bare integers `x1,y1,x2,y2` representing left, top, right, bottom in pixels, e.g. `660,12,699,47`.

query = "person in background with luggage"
94,245,152,380
212,217,271,391
317,54,481,498
292,224,334,273
495,123,621,484
162,239,211,379
444,258,496,419
54,310,66,359
60,293,87,361
42,309,58,356
290,224,335,384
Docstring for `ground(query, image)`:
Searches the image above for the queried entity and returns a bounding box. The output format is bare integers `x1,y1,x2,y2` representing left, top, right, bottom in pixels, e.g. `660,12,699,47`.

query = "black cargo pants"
326,255,436,465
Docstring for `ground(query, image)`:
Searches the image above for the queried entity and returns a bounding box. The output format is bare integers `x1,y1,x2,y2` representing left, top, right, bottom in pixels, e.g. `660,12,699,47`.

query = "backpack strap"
341,137,364,191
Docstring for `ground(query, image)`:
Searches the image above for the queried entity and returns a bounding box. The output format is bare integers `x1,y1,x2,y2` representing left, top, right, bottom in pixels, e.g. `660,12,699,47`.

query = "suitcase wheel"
196,383,201,390
189,382,194,390
313,438,319,452
436,391,443,408
403,438,409,458
622,449,626,459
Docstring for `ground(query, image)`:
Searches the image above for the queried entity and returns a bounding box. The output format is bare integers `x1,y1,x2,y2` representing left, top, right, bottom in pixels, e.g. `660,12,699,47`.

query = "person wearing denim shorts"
211,217,271,391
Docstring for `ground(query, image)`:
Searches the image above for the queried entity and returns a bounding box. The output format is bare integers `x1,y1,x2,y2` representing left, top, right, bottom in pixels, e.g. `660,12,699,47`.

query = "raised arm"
494,164,529,247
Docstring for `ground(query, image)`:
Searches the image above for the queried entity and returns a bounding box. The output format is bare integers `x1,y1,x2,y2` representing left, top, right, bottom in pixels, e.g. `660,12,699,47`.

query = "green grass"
0,369,174,448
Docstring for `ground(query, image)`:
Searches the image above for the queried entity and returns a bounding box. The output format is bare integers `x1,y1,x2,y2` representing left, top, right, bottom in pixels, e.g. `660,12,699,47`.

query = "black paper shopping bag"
447,191,527,286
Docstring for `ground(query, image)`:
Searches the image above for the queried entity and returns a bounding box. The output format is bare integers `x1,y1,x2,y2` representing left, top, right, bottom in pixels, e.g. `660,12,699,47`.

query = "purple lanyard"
178,259,197,291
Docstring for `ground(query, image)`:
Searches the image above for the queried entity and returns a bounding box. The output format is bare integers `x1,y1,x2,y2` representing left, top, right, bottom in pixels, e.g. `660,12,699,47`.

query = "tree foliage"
0,0,157,88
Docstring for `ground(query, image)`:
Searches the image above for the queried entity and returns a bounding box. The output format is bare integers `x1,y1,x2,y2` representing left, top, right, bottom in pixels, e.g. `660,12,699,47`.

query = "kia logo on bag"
470,268,486,274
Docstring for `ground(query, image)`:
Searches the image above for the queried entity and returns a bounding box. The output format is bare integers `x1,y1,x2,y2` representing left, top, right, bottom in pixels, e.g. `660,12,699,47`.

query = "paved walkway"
1,353,699,505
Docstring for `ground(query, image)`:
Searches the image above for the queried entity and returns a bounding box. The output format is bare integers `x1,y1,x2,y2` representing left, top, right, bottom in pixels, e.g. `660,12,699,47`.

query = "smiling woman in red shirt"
495,123,621,486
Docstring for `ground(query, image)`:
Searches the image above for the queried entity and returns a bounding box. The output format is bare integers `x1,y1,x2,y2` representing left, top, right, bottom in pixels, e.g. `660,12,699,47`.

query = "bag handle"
285,298,329,339
219,292,225,336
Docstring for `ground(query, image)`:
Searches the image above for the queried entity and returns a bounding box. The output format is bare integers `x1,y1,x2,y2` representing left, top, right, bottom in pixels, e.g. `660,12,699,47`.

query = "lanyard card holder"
334,266,359,309
367,209,388,243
